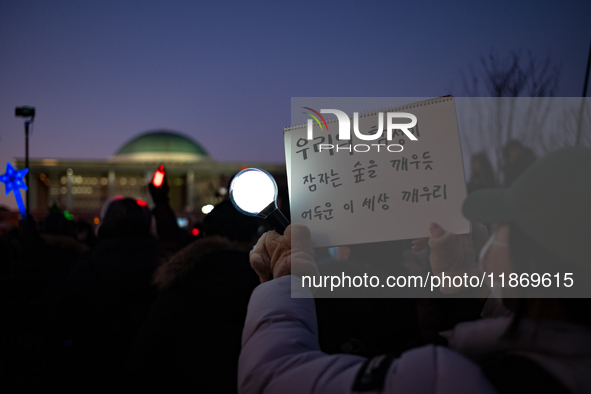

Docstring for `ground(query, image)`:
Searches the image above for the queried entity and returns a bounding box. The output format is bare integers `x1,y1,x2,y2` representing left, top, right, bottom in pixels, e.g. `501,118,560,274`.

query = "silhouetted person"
50,198,163,388
467,152,497,194
127,199,260,393
75,220,98,250
148,166,190,254
502,140,536,187
238,148,591,394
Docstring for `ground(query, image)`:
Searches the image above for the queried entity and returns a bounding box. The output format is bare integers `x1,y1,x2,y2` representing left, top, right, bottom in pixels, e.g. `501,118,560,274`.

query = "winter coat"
127,236,261,393
239,276,591,394
50,235,163,385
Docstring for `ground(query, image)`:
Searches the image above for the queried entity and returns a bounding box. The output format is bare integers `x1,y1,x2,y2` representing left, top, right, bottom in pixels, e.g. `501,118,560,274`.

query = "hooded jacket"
239,276,591,394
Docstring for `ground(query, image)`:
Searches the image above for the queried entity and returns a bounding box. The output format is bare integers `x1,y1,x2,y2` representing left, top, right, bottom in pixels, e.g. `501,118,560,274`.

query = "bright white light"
202,204,214,214
231,169,276,215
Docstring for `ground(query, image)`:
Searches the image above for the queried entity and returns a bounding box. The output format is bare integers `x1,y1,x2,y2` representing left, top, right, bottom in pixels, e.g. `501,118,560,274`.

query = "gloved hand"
413,222,488,294
148,169,170,205
249,224,319,283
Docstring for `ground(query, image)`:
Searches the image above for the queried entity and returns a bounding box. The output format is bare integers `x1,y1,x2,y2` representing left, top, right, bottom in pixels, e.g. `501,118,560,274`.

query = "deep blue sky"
1,0,590,208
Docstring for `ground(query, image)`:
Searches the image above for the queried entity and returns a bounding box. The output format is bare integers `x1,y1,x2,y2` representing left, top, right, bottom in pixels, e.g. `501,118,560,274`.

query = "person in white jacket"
239,147,591,394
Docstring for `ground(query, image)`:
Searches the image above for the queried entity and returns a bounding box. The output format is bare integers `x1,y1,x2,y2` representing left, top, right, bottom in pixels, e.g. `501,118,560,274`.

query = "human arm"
148,169,188,252
239,225,494,394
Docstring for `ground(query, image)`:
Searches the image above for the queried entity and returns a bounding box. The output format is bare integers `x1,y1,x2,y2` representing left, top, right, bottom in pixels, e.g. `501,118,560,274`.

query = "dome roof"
111,130,209,162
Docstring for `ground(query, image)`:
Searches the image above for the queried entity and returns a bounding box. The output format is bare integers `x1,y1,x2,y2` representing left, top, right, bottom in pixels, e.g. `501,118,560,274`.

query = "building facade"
17,130,286,223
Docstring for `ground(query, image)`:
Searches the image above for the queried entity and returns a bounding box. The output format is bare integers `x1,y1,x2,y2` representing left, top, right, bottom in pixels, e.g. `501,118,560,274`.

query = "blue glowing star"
0,162,28,219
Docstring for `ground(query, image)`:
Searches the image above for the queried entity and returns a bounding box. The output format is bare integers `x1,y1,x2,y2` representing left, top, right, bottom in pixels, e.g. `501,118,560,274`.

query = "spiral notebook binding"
284,96,453,132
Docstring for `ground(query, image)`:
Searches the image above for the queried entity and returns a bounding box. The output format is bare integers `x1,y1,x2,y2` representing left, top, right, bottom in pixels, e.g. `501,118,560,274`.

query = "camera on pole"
15,106,35,118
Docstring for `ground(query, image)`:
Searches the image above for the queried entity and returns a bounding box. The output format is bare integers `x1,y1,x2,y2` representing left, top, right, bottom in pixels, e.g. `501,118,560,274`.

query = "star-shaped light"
0,162,28,219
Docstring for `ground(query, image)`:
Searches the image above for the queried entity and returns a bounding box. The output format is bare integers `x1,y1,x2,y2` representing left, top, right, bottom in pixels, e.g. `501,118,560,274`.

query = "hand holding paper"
249,224,319,283
421,222,488,294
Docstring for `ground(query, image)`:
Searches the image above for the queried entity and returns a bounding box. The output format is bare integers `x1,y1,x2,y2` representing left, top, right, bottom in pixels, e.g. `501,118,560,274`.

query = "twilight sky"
0,0,590,208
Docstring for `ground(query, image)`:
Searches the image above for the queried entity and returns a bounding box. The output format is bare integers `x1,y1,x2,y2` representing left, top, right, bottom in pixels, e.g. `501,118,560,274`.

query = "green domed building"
112,131,210,162
18,130,285,222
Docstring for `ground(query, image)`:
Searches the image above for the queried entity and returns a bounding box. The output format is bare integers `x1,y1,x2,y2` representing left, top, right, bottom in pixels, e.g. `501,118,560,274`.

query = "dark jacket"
50,235,162,385
127,236,260,393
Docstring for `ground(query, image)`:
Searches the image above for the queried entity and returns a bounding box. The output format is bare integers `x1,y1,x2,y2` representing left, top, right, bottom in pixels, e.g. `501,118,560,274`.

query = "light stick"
0,162,29,220
152,165,165,187
230,168,290,234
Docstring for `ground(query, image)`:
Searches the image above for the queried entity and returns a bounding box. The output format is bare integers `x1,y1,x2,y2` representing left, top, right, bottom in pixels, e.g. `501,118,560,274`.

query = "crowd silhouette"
1,143,590,393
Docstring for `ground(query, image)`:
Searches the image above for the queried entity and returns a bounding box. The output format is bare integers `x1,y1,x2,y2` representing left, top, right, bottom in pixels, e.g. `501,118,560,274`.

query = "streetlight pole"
15,106,35,216
25,120,30,212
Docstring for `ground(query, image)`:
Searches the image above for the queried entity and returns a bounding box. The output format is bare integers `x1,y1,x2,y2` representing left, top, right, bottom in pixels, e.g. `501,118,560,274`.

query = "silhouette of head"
97,197,152,239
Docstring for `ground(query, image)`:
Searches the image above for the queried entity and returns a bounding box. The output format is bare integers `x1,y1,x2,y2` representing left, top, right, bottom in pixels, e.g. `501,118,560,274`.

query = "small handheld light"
136,199,148,207
152,165,165,187
230,168,290,235
0,162,28,220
